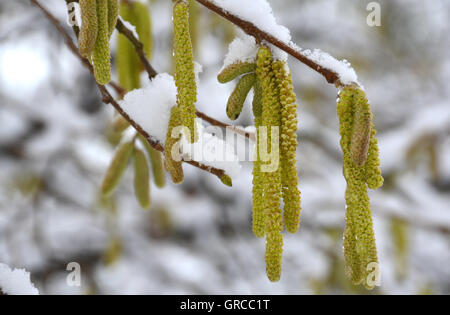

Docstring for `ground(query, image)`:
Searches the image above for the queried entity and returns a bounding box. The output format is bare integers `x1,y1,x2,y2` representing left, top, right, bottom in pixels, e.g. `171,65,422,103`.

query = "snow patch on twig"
0,263,39,295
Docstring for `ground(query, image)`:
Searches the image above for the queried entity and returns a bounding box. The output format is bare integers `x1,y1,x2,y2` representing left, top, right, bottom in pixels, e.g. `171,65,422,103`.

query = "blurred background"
0,0,449,294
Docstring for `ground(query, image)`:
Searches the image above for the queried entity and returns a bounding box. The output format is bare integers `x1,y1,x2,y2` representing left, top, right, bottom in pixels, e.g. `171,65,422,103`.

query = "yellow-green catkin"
217,61,257,84
252,79,265,238
138,135,166,188
173,0,197,143
365,127,384,189
337,86,379,289
273,60,301,234
350,89,372,167
79,0,98,58
164,106,184,184
226,73,256,120
101,141,134,197
257,47,283,282
133,148,151,209
117,2,140,91
107,0,119,36
133,2,153,61
93,0,111,85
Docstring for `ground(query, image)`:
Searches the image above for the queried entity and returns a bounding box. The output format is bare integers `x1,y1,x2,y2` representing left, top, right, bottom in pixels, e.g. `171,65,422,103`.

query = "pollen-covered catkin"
79,0,98,58
93,0,111,85
257,47,283,282
252,79,265,238
337,86,379,289
350,88,372,167
164,106,184,184
273,60,301,234
365,127,384,189
217,61,256,83
226,73,256,120
133,148,151,209
138,135,166,189
107,0,119,36
101,141,134,197
173,0,197,143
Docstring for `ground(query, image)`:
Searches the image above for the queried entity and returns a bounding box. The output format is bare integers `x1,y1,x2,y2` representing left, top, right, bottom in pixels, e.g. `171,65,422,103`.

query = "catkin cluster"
173,0,197,143
79,0,119,85
100,134,166,210
218,47,301,282
337,85,383,289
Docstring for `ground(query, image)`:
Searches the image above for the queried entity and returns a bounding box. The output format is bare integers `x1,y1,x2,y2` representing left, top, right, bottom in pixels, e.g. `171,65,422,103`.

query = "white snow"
119,74,242,179
119,73,177,144
180,122,242,179
222,30,259,69
119,17,139,40
300,47,359,85
0,263,39,295
212,0,291,44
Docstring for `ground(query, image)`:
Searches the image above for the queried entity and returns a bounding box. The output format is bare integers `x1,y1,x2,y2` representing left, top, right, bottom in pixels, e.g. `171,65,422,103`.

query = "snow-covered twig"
196,0,358,87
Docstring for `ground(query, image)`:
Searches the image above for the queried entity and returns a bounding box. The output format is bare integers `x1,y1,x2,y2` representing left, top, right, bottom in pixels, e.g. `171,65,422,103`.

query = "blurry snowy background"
0,0,449,294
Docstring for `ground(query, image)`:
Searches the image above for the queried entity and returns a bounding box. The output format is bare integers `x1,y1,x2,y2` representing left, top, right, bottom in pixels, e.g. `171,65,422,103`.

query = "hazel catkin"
337,86,379,289
256,46,283,282
79,0,98,58
101,141,134,197
93,0,111,85
273,60,301,234
173,0,197,143
217,61,256,84
133,148,151,209
226,73,256,120
164,106,184,184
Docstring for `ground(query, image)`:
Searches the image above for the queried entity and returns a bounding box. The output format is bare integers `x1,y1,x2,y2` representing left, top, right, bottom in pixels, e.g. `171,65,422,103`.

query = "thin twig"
31,0,226,179
195,0,347,86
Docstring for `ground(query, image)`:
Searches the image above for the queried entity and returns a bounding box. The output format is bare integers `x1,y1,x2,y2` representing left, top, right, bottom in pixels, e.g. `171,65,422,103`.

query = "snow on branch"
197,0,359,86
119,74,242,179
0,263,39,295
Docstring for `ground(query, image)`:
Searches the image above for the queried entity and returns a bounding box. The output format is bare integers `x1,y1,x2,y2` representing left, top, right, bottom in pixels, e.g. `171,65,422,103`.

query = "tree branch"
195,0,347,86
31,0,227,180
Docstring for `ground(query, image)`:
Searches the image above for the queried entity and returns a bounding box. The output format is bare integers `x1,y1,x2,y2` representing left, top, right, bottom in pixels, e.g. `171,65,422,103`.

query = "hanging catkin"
173,0,197,143
101,141,134,197
256,47,283,282
117,2,140,91
252,79,265,238
133,148,151,209
133,1,153,62
217,61,256,84
138,135,166,189
107,0,119,36
164,106,184,184
350,89,372,167
79,0,98,58
273,60,301,234
337,85,380,289
226,73,256,120
93,0,111,85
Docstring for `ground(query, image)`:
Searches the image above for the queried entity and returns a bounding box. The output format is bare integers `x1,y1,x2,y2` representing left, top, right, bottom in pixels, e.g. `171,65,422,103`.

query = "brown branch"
30,0,226,180
195,0,347,86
